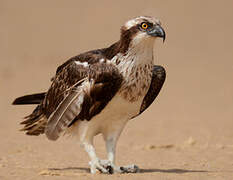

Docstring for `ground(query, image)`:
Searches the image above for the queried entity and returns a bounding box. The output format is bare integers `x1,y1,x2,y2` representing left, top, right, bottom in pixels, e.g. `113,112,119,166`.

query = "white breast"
65,93,143,141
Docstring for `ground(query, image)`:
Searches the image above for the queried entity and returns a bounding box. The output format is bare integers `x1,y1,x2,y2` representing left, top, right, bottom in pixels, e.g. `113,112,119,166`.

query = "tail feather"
21,105,43,125
20,105,47,136
12,92,46,105
13,92,47,136
20,114,47,136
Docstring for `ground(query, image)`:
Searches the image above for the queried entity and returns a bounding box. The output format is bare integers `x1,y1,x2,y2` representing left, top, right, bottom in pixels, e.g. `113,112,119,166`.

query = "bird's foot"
118,164,140,173
99,160,139,174
89,159,111,174
98,159,114,174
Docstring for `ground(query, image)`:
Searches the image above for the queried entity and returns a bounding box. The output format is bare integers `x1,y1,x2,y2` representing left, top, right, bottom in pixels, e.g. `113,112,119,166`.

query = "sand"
1,0,233,179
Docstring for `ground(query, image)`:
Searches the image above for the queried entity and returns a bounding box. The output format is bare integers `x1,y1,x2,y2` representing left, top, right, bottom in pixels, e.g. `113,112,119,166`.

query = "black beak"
147,25,166,42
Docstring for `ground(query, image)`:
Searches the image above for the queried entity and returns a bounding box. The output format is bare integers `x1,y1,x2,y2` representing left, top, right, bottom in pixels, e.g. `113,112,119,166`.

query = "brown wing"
43,60,89,118
16,48,122,137
44,61,123,140
138,65,166,115
17,60,89,136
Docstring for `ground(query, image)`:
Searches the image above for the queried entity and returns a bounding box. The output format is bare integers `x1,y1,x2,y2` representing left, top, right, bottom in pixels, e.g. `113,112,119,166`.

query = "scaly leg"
100,135,139,173
82,140,108,174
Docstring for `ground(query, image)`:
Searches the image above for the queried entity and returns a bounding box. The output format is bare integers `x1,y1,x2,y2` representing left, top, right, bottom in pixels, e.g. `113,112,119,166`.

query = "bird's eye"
141,23,148,30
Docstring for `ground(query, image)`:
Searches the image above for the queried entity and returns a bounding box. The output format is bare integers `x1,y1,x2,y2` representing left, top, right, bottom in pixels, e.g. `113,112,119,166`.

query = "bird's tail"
12,92,47,136
12,92,46,105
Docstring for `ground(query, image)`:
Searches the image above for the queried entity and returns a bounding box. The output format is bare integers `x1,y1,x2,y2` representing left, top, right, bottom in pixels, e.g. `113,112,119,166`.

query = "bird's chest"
118,63,153,102
100,94,144,121
112,48,154,102
77,93,143,138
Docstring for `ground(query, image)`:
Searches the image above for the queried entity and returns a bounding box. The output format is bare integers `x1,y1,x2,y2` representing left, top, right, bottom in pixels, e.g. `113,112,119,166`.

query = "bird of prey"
13,16,166,174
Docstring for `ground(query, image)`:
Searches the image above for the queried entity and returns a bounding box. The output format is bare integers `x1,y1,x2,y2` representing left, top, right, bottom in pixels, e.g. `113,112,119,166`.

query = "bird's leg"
81,140,108,174
100,136,139,174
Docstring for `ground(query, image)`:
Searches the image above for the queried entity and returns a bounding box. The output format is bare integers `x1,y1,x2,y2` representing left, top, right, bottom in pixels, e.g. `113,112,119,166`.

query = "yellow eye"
141,23,148,29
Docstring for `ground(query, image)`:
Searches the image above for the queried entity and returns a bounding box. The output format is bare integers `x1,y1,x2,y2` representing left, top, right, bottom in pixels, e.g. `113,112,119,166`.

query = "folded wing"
139,65,166,115
44,60,123,140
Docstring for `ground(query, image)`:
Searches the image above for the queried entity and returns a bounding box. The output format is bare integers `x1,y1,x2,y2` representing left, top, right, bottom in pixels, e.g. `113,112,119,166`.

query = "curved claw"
96,159,140,174
120,165,140,173
106,165,114,174
89,160,109,174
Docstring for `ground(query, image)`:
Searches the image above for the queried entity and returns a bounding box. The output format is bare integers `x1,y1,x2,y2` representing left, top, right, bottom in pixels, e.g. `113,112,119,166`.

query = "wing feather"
43,60,122,140
45,87,86,140
16,48,122,137
138,65,166,115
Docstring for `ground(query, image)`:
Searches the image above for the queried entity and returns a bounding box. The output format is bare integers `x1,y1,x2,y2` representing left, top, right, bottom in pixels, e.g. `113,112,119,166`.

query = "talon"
89,160,109,174
106,165,114,174
133,165,140,173
120,166,125,171
119,164,139,173
96,165,108,174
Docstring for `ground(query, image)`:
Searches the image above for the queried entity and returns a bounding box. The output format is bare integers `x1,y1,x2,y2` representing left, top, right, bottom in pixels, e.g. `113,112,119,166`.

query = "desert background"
1,0,233,179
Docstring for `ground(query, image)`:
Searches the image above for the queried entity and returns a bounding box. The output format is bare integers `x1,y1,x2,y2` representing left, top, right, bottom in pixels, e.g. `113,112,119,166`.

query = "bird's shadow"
48,167,208,174
48,167,90,173
139,168,208,174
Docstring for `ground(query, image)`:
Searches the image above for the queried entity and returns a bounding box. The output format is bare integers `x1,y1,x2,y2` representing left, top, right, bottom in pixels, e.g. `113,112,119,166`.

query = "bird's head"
119,16,165,52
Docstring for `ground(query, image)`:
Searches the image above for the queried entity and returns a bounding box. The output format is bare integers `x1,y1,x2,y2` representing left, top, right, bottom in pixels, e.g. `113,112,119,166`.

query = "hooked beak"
147,25,166,42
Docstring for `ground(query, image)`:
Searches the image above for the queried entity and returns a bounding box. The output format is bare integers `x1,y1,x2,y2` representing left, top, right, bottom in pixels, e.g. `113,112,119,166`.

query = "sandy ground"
1,0,233,179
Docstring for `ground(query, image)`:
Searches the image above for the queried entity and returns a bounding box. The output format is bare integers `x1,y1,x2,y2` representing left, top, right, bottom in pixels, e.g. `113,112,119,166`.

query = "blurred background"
1,0,233,179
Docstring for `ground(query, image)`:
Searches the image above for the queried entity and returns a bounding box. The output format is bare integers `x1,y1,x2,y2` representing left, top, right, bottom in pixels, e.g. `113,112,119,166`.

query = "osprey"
13,16,166,174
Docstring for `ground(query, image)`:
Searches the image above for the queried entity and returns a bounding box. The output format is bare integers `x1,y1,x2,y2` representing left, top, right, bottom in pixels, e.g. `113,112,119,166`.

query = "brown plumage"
13,16,166,174
140,65,166,114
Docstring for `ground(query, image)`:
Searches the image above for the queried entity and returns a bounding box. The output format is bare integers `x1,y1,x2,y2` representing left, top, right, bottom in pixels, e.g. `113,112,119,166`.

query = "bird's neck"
112,38,154,67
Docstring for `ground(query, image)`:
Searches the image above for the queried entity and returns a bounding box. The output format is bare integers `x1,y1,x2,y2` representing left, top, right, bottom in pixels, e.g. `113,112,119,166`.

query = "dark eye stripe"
147,22,153,28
